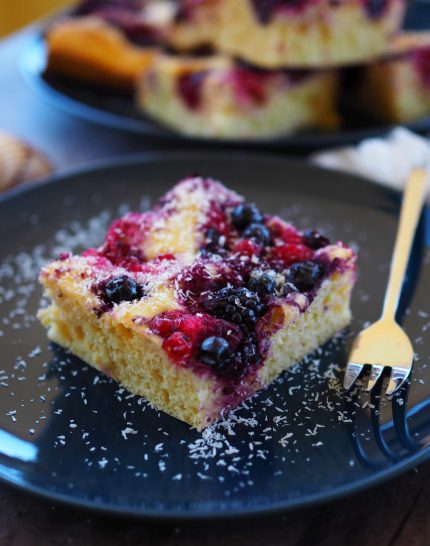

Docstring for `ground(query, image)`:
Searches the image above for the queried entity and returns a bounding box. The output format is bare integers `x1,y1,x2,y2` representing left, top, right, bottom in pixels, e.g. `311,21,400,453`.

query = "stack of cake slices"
45,1,430,138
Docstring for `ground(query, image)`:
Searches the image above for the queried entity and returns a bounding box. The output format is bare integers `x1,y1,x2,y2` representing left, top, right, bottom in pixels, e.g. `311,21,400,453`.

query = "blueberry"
231,203,264,230
199,336,231,367
303,229,330,250
103,275,143,305
286,261,324,292
209,286,266,330
242,223,271,245
248,270,277,295
282,281,299,297
364,0,387,18
203,228,224,253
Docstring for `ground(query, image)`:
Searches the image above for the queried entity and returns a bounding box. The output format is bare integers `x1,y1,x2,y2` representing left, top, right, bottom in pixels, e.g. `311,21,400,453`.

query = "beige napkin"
0,133,53,192
312,128,430,192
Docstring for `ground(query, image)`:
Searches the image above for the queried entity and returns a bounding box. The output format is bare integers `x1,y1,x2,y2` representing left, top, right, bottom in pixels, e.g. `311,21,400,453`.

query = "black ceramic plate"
19,1,430,152
0,151,430,520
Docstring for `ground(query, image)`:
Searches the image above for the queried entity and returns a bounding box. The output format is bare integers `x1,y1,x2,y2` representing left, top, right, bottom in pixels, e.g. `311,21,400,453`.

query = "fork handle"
381,169,427,321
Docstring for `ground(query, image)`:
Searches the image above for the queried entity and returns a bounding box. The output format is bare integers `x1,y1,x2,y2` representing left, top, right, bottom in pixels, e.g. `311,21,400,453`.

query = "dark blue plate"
19,1,430,152
0,151,429,519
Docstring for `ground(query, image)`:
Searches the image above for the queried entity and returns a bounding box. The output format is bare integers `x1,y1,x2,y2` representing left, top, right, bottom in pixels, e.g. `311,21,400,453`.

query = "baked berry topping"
412,47,430,89
74,1,162,46
239,338,259,366
177,71,207,110
242,223,271,245
208,286,266,330
286,260,324,292
250,0,315,24
102,275,144,305
247,269,277,295
99,213,148,271
163,331,193,362
232,66,269,105
231,203,264,231
267,217,304,244
199,336,231,367
364,0,388,19
271,242,313,267
203,228,225,254
303,229,330,250
282,281,299,297
232,238,263,257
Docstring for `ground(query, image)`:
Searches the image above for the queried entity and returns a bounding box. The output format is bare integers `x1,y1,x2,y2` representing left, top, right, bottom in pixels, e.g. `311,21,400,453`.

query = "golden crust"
46,16,157,89
170,0,406,68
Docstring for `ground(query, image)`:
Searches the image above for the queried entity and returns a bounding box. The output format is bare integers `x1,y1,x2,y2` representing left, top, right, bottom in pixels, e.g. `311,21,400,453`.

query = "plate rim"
1,150,429,520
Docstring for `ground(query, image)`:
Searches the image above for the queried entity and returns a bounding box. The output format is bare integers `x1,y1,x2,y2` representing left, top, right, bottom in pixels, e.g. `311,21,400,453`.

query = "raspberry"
232,239,262,257
267,217,304,244
177,71,207,110
149,313,179,337
271,243,313,267
163,332,193,364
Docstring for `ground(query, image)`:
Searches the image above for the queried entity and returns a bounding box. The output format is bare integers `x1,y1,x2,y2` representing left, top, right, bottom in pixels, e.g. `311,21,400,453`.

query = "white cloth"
312,127,430,192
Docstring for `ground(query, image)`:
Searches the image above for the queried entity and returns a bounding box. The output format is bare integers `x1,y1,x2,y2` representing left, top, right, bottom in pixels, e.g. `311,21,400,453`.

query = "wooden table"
1,27,430,546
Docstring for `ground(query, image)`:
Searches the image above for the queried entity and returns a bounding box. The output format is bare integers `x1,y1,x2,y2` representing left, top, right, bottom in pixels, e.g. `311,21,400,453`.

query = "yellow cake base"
351,33,430,123
137,54,339,139
170,0,406,68
38,260,354,430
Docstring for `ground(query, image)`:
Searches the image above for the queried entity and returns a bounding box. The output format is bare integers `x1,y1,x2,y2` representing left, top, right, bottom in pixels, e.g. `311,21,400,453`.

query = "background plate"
19,1,430,152
0,151,430,519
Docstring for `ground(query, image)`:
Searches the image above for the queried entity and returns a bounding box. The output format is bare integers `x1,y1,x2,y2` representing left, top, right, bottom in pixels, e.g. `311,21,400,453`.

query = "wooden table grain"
1,27,430,546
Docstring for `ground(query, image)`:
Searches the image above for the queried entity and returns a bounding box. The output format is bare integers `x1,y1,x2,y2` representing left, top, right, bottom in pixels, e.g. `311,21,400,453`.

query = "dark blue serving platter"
19,1,430,152
0,151,429,519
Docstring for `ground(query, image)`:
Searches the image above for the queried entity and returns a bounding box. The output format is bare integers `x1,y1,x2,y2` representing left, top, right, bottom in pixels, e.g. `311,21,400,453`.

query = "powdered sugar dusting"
1,195,430,506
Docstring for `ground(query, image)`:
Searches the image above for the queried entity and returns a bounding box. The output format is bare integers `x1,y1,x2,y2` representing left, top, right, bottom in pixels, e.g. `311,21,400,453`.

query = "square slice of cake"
347,33,430,124
137,53,339,139
170,0,406,68
38,177,357,430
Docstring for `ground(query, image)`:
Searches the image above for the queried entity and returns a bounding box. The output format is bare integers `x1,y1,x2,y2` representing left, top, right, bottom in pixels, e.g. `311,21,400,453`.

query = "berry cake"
137,53,339,138
38,177,356,430
46,0,174,89
347,33,430,123
170,0,407,69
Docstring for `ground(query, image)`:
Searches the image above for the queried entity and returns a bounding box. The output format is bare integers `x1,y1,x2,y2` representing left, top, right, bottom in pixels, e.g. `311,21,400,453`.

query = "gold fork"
344,168,428,395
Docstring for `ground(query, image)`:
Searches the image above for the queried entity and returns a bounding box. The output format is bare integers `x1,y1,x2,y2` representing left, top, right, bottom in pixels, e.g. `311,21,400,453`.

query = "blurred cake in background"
347,33,430,123
42,0,421,139
46,0,174,89
170,0,407,68
138,53,339,138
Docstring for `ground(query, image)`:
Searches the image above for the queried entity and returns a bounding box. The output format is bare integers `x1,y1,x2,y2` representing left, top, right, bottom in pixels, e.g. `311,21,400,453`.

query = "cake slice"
45,0,175,89
38,177,356,430
346,33,430,124
169,0,407,69
137,53,339,138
